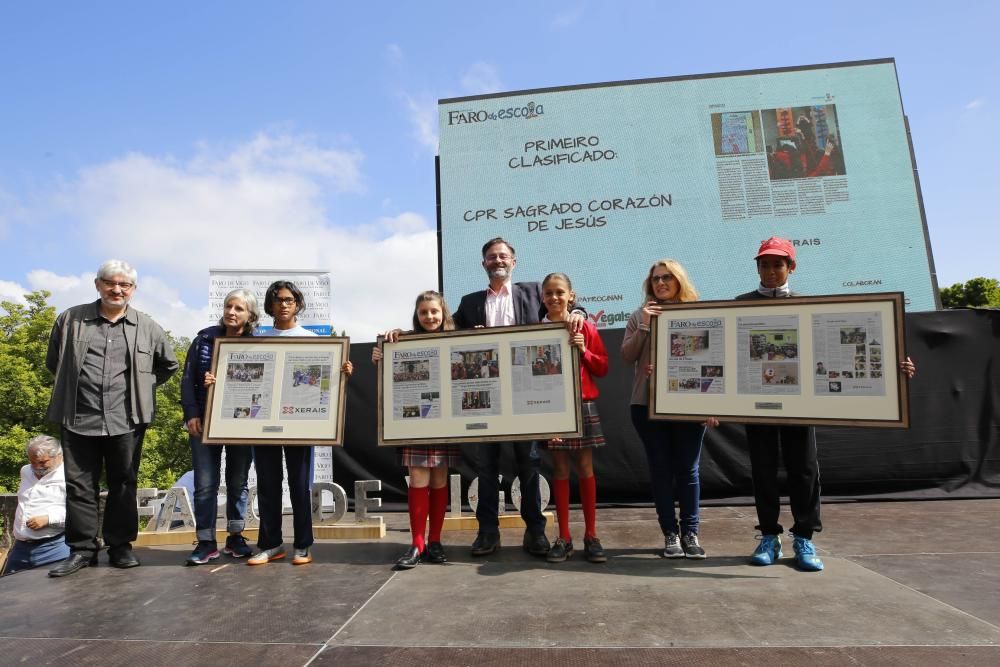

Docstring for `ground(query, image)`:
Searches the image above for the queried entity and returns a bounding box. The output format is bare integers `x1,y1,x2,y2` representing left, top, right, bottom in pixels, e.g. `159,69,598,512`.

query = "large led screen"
437,59,937,329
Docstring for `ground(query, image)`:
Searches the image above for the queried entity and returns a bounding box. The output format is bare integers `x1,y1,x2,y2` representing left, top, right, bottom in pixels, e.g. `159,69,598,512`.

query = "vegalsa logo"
447,101,544,125
587,309,631,329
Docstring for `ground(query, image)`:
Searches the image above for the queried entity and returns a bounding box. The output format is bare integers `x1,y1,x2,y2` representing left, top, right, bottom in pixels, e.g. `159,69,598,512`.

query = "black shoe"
584,536,607,563
546,537,574,563
108,545,141,569
423,541,448,564
394,545,421,570
471,533,501,556
48,553,95,578
681,533,706,559
523,531,551,557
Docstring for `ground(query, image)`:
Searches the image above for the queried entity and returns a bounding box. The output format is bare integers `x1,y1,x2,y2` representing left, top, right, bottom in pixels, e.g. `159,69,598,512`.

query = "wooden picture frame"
649,293,909,428
203,337,349,445
377,323,583,446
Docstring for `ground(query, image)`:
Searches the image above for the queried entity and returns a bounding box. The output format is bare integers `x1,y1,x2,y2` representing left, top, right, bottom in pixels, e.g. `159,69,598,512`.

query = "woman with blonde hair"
621,259,717,560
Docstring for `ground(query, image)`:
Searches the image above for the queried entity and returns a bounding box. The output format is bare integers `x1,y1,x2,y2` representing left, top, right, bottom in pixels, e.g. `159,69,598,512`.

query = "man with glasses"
454,238,583,558
45,260,178,577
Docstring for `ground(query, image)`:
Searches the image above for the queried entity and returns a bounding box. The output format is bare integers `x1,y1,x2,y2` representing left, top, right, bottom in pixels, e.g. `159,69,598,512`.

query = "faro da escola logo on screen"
446,101,545,125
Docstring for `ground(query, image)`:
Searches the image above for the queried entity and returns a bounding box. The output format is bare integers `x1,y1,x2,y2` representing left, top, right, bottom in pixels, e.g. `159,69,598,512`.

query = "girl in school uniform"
372,290,460,569
539,273,610,564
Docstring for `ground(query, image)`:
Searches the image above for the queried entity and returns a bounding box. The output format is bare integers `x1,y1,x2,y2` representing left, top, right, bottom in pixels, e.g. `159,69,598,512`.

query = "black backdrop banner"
334,309,999,504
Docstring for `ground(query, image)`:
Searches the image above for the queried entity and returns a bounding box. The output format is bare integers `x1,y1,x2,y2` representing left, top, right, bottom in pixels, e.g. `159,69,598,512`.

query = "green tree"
940,277,1000,309
0,291,191,492
0,292,57,491
138,332,190,490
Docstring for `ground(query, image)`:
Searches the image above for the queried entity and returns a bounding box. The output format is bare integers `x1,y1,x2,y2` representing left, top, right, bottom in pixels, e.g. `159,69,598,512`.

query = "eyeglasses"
99,279,134,290
650,274,675,283
273,297,297,306
485,253,512,261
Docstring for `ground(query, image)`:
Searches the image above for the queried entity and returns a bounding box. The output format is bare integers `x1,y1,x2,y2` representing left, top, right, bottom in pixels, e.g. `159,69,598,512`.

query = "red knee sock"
408,486,430,551
579,475,598,540
428,485,448,544
554,478,572,541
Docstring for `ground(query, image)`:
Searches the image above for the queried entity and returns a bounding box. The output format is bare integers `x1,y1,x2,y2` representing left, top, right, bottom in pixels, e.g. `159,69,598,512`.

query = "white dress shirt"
14,463,66,541
484,281,515,327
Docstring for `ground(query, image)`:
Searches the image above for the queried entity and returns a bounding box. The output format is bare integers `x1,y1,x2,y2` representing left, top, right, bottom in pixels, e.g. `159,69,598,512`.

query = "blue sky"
1,2,996,339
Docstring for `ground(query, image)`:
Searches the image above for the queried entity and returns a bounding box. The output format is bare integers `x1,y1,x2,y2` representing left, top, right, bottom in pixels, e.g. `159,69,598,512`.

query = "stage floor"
3,499,999,665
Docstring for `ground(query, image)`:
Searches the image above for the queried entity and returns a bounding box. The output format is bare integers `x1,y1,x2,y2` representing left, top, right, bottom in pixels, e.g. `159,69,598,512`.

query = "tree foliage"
940,277,1000,309
0,292,191,492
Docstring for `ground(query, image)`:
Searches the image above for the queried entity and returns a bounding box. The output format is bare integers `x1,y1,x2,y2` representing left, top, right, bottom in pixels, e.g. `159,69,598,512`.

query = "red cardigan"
578,320,609,400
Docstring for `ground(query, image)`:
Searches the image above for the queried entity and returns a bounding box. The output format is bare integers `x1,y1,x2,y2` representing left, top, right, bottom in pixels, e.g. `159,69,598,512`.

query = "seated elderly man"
3,435,70,575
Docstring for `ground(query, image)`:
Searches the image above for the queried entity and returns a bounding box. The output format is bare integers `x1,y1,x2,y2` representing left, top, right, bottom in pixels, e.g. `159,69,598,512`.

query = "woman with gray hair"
180,288,259,565
3,435,70,575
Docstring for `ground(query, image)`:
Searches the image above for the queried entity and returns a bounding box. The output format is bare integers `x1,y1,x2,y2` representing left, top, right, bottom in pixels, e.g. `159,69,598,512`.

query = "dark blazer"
453,281,547,329
453,281,588,329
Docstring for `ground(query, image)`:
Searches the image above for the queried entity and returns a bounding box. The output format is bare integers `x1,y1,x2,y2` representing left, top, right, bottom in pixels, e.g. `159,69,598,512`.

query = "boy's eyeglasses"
650,274,674,283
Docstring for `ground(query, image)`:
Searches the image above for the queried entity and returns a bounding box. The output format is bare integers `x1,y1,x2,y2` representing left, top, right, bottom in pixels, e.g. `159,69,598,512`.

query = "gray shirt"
73,316,132,436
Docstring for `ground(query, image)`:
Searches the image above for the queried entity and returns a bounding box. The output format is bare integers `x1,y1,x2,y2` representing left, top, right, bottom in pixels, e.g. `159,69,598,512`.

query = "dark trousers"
630,406,706,536
746,425,822,539
253,445,313,550
475,441,546,536
62,426,147,555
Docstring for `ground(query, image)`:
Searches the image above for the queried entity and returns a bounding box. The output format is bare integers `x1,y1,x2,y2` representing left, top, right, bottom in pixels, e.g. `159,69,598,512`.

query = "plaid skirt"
547,400,605,451
401,445,461,468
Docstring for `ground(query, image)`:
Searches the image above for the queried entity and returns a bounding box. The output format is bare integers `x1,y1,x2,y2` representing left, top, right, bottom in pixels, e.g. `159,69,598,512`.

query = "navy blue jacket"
180,325,253,421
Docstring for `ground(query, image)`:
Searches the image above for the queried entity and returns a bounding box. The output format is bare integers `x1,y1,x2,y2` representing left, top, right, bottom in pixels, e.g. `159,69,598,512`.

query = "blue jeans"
631,405,706,536
190,436,253,543
4,534,70,575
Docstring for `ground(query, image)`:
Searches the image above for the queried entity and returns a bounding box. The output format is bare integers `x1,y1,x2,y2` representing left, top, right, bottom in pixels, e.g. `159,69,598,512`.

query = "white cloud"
460,62,503,95
965,98,985,110
0,280,29,305
14,132,438,341
404,94,439,154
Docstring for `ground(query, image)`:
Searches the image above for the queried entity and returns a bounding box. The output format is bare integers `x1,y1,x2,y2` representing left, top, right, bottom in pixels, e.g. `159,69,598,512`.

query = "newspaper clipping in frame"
391,347,442,421
811,311,887,396
737,314,801,395
666,318,725,394
450,344,502,417
510,338,567,414
279,352,333,420
223,351,276,420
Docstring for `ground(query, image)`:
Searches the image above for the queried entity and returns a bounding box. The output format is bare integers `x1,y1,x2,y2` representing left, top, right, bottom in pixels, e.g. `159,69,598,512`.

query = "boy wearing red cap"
735,236,824,571
734,237,915,570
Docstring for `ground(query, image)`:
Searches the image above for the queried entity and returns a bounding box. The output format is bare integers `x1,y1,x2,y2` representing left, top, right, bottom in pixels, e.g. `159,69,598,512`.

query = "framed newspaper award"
202,337,349,445
377,323,583,446
649,293,909,428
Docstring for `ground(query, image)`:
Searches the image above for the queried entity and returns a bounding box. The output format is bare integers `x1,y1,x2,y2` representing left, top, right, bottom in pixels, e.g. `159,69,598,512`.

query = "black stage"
3,500,999,666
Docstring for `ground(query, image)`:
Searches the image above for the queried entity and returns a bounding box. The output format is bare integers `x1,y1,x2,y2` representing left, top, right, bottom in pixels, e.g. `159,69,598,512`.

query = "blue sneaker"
223,534,253,558
750,534,782,566
792,535,824,571
186,540,220,566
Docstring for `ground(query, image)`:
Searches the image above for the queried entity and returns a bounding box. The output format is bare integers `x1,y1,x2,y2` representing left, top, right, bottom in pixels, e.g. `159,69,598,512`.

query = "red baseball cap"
755,236,796,262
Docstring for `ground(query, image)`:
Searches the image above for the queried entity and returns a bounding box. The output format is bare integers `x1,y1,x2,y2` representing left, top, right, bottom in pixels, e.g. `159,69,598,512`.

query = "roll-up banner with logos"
209,269,333,335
